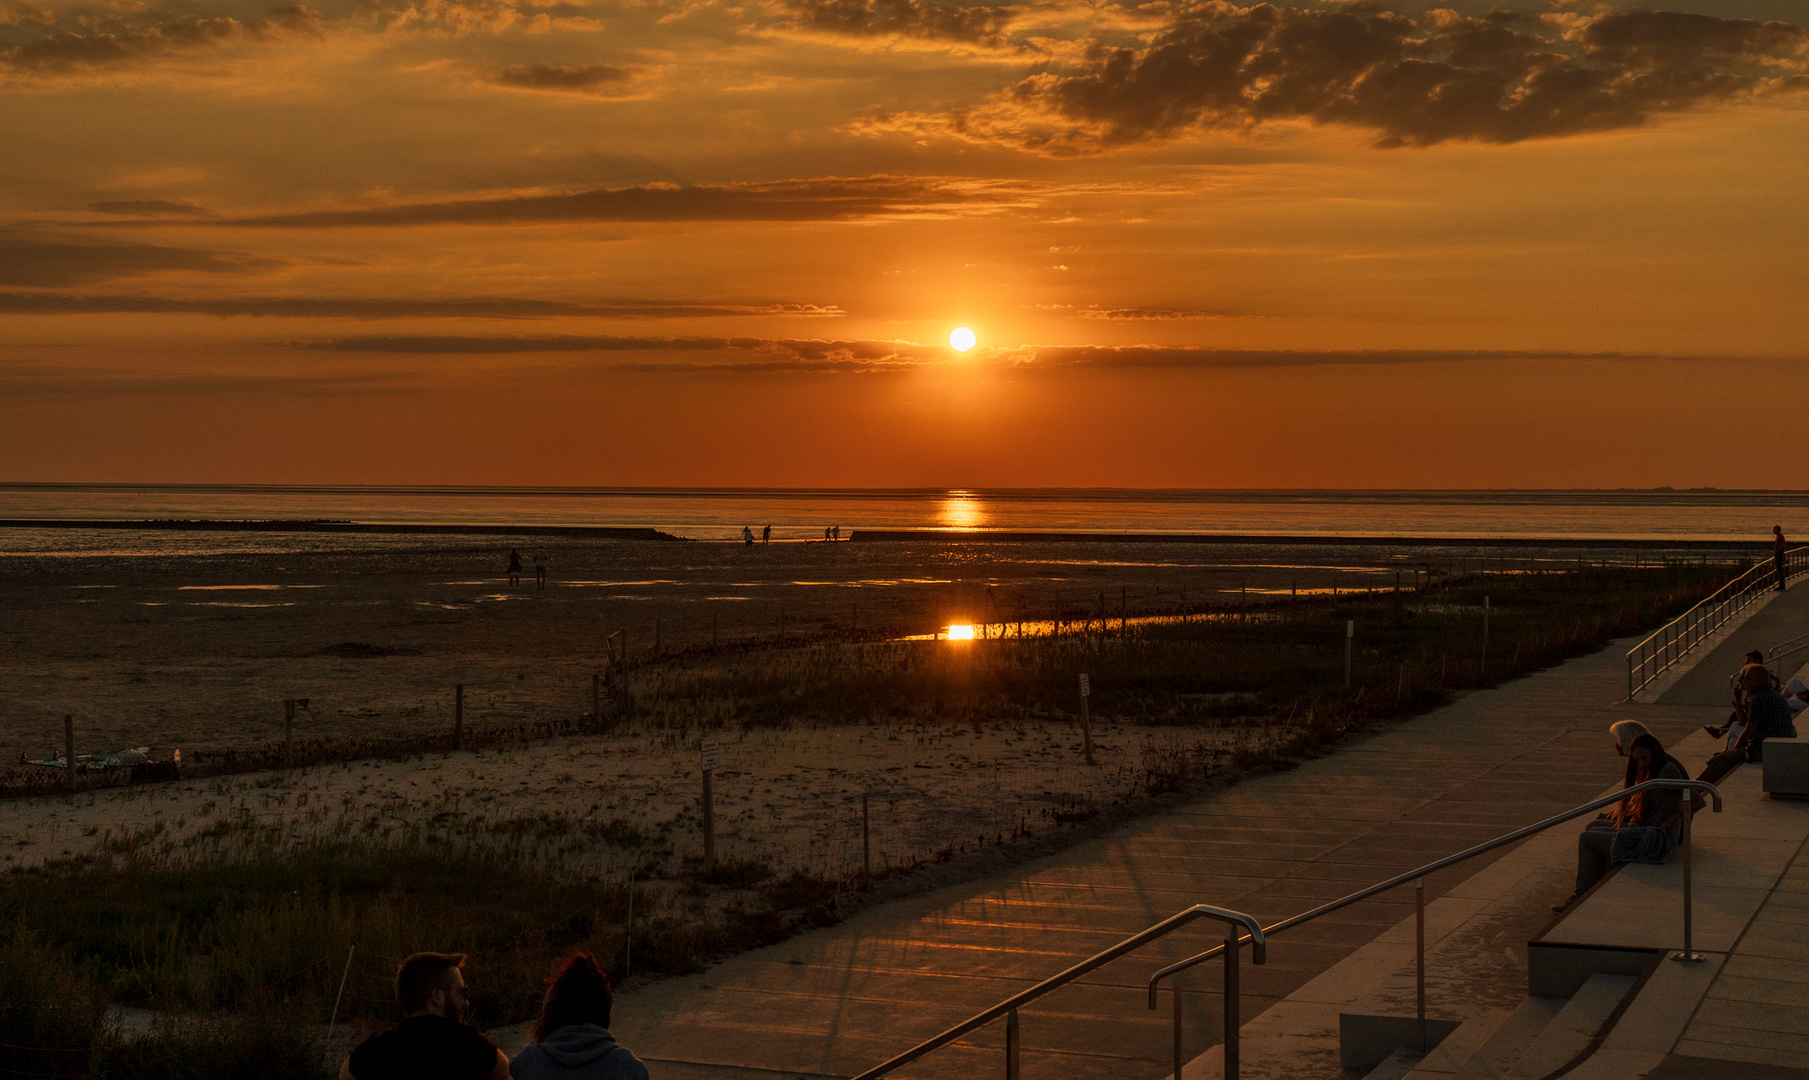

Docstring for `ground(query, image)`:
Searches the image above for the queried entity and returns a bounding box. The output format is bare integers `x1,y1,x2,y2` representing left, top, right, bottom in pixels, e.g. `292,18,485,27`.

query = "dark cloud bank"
882,3,1808,149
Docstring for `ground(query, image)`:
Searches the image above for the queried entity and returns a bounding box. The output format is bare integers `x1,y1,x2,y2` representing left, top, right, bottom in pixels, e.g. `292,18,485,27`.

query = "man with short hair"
341,952,509,1080
1699,665,1798,785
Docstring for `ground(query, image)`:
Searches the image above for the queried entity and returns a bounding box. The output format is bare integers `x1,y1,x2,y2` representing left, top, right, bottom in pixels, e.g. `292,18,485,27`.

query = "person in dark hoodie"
342,952,509,1080
511,953,648,1080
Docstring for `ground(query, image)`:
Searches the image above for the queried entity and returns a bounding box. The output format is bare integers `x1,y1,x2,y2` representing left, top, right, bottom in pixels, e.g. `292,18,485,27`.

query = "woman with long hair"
1554,731,1687,912
511,953,647,1080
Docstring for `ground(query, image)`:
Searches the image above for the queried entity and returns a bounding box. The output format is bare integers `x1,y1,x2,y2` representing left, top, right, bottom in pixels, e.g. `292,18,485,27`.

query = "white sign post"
1078,674,1095,765
700,739,720,873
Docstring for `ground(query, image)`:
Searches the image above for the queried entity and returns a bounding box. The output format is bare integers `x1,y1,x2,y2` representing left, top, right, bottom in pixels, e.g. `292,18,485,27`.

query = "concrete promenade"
567,603,1808,1080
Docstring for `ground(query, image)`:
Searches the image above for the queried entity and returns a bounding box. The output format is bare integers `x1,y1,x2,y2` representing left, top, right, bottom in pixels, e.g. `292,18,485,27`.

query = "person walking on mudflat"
534,547,548,591
1775,526,1788,591
508,548,523,587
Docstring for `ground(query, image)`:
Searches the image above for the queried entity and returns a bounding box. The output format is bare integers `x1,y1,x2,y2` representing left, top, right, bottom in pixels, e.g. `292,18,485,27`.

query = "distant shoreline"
0,519,684,541
848,528,1766,549
0,518,1770,549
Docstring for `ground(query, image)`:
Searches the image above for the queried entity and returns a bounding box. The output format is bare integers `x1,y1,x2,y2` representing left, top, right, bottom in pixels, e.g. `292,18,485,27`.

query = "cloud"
777,0,1018,47
1022,345,1658,367
1072,306,1239,320
368,0,575,36
301,333,947,365
0,7,322,76
489,62,639,96
858,3,1809,152
0,360,415,396
182,175,1031,227
88,200,216,217
0,0,55,28
0,238,280,287
296,334,1691,370
0,294,844,319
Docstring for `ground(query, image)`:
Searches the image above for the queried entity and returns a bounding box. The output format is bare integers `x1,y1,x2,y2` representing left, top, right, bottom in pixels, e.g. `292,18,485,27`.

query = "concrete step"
1507,974,1638,1079
1398,1011,1515,1080
1363,1046,1428,1080
1450,996,1565,1080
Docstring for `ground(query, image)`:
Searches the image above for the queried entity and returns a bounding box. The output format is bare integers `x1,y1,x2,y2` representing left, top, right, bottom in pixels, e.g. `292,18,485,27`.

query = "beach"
0,533,1719,764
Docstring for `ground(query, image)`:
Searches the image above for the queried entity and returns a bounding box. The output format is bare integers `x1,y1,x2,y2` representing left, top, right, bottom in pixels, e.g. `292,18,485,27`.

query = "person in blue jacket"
511,953,648,1080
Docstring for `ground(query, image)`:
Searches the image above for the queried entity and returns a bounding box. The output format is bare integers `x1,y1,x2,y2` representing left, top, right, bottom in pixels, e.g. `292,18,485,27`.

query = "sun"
948,327,977,352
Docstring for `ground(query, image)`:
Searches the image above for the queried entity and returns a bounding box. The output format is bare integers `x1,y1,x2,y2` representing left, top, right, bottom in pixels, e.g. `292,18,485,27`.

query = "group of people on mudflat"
1556,644,1805,912
507,548,548,590
341,951,645,1080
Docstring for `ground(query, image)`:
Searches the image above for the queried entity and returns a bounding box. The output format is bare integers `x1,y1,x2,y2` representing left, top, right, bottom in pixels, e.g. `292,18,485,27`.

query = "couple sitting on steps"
341,952,648,1080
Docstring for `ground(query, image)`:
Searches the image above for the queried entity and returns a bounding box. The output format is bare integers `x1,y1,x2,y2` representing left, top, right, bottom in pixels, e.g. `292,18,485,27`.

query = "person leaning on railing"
1699,664,1797,787
1553,732,1687,913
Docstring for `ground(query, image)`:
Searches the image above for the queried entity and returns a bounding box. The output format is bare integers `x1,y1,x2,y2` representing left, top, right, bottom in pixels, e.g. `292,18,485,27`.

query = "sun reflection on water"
938,490,985,530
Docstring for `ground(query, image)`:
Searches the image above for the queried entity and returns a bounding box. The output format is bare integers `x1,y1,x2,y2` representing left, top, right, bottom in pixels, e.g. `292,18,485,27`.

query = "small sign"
1079,674,1091,697
700,739,721,771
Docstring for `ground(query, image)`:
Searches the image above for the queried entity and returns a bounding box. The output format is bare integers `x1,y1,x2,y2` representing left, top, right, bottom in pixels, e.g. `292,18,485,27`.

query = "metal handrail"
1147,777,1723,1062
1769,629,1809,668
849,904,1265,1080
1626,547,1808,697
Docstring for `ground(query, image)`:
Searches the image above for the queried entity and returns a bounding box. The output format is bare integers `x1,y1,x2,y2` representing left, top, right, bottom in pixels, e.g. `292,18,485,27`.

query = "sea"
1,485,1806,555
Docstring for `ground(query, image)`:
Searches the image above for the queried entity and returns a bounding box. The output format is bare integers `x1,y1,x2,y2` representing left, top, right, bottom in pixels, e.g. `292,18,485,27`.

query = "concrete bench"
1762,737,1809,798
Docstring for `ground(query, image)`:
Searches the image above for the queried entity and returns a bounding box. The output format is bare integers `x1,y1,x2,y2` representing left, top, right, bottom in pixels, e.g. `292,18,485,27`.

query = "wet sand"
0,533,1692,764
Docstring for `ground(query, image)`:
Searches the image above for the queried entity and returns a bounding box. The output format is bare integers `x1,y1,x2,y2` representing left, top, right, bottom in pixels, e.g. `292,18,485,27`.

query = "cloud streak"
777,0,1018,47
298,334,1697,370
859,3,1809,151
489,62,640,96
304,333,945,363
0,294,844,319
168,175,1031,228
0,7,322,76
0,238,280,287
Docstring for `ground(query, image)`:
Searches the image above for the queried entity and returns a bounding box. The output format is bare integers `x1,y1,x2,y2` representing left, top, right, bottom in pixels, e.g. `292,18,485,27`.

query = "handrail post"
1005,1008,1020,1079
1415,876,1426,1049
1224,928,1240,1080
1674,802,1704,963
1172,979,1184,1080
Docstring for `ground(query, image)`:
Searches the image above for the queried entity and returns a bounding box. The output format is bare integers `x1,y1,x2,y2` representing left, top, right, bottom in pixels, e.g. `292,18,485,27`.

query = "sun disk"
949,327,977,352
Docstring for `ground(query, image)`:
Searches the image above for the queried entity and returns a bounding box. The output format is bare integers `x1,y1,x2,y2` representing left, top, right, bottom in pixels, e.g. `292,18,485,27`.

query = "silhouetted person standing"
742,526,754,546
534,548,548,590
508,548,523,587
1775,526,1788,591
762,525,770,545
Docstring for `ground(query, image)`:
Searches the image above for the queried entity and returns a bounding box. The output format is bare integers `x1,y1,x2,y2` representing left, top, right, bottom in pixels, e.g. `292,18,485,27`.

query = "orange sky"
2,0,1805,486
